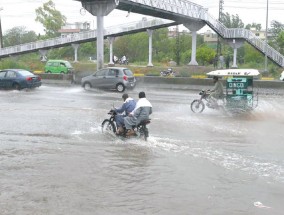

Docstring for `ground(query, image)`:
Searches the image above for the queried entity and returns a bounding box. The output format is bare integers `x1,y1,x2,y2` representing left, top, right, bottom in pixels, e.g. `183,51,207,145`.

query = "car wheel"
84,82,92,90
46,71,51,74
13,83,21,91
116,83,125,92
60,71,65,74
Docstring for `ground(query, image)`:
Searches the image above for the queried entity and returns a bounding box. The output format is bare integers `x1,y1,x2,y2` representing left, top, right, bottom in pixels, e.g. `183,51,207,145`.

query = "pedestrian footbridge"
0,0,283,68
115,0,283,67
0,18,176,58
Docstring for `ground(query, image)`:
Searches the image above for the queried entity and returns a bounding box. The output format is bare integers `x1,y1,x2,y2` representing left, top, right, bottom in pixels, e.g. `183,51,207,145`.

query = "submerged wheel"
191,100,205,113
116,83,125,92
101,119,116,134
137,126,148,141
13,83,21,90
83,82,92,90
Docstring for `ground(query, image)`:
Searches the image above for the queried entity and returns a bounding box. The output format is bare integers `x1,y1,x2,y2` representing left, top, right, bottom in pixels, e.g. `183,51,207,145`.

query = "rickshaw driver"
208,76,224,107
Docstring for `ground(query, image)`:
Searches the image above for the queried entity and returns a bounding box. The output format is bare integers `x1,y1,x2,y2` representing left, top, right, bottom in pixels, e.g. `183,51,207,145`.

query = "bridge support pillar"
80,0,118,70
147,29,154,67
226,39,244,68
184,21,205,66
39,49,48,62
72,43,80,62
108,36,115,66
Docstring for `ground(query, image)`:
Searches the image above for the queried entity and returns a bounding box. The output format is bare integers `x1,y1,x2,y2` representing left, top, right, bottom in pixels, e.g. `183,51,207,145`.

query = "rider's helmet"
139,91,146,98
122,93,128,101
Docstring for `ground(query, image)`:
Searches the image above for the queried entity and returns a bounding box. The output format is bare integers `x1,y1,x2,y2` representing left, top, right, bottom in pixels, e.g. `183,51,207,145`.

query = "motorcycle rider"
208,76,224,107
114,93,136,135
121,55,127,64
124,91,152,137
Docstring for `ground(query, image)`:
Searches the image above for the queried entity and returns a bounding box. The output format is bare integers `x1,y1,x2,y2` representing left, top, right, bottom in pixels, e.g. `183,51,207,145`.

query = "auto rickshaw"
191,69,260,113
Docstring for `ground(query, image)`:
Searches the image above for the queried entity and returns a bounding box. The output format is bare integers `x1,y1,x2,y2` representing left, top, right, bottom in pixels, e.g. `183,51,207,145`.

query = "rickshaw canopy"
207,69,260,77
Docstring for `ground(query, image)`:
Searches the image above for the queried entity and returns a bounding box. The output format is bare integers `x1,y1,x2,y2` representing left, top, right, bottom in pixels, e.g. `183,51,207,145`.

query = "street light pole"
264,0,268,73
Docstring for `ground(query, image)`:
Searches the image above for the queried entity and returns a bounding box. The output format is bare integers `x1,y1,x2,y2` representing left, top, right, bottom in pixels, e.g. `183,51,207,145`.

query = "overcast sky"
1,0,283,35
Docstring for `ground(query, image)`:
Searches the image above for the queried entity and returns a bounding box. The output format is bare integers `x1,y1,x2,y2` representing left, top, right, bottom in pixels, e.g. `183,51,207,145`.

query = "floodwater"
0,84,284,215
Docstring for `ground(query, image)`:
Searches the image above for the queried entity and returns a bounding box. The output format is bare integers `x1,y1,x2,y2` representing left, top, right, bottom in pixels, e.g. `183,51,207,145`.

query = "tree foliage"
245,23,262,31
221,12,244,28
3,26,37,46
35,0,66,38
196,45,215,66
269,20,284,54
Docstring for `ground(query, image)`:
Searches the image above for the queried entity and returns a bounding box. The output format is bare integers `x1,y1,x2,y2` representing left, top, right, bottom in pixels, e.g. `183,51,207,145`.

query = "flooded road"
0,84,284,215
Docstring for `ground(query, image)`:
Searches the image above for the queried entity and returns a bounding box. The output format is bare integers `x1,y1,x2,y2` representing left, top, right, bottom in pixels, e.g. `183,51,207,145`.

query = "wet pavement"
0,84,284,215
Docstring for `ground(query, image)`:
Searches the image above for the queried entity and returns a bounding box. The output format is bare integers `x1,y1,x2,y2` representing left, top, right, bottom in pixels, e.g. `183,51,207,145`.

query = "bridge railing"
202,11,284,67
126,0,205,19
0,18,174,57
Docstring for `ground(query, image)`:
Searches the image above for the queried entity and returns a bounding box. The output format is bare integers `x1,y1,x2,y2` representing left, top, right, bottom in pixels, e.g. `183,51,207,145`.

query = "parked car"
280,71,284,81
81,67,136,92
44,60,74,74
0,69,42,90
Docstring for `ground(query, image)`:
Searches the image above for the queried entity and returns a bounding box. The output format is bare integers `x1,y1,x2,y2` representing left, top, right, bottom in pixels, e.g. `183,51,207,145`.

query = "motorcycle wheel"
191,100,205,113
137,126,148,141
101,119,116,134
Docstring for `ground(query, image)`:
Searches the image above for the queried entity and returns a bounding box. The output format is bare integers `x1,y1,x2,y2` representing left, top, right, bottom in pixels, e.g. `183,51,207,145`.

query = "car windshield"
64,61,73,68
17,70,34,76
123,69,133,76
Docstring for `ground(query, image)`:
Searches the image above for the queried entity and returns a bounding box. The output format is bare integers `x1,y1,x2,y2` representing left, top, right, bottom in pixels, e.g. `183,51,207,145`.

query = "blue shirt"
115,98,136,116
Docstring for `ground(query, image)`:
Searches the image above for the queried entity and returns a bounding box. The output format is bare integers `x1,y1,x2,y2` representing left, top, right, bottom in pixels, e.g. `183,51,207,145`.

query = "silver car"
81,67,136,92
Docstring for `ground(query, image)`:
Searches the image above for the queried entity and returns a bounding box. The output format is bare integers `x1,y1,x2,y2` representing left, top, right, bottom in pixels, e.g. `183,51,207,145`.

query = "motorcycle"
101,109,151,141
160,68,175,77
118,58,128,65
190,90,225,113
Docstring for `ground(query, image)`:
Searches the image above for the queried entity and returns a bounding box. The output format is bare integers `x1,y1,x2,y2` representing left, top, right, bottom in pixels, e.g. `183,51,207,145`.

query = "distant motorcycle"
190,90,225,113
160,68,175,77
101,108,151,141
118,58,128,65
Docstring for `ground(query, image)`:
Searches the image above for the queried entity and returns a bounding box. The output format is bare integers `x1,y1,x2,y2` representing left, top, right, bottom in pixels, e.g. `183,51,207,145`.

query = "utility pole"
175,25,180,66
264,0,269,73
217,0,224,57
0,7,3,49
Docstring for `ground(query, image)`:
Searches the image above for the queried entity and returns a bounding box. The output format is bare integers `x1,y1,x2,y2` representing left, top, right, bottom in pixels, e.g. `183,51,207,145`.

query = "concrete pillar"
72,43,80,62
80,0,118,70
189,31,198,65
108,36,115,66
184,21,205,66
97,14,104,70
232,48,238,68
226,39,244,68
147,29,154,67
39,49,48,62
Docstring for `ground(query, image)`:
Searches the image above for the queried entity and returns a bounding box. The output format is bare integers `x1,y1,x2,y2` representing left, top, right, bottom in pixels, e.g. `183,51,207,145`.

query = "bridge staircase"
117,0,284,67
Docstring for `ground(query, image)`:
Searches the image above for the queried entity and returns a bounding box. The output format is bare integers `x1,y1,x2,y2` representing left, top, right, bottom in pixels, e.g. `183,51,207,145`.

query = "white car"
280,71,284,81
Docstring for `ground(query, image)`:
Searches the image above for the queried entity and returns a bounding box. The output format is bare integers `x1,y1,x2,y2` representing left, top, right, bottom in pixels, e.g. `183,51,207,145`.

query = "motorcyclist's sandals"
126,129,135,136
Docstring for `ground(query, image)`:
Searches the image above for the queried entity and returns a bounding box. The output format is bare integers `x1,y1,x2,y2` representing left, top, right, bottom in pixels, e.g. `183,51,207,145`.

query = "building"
58,22,91,38
203,30,218,43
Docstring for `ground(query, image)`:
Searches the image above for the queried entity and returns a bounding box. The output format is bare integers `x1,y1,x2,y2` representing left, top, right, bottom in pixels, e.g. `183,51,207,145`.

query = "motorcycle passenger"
114,93,136,135
208,76,224,106
124,91,152,137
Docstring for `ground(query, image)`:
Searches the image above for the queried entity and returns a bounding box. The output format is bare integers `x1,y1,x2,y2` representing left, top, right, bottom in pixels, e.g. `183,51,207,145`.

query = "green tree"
3,26,37,46
221,12,244,28
196,45,215,66
276,31,284,54
153,28,173,62
245,23,262,31
269,20,284,53
35,0,66,38
243,43,263,64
